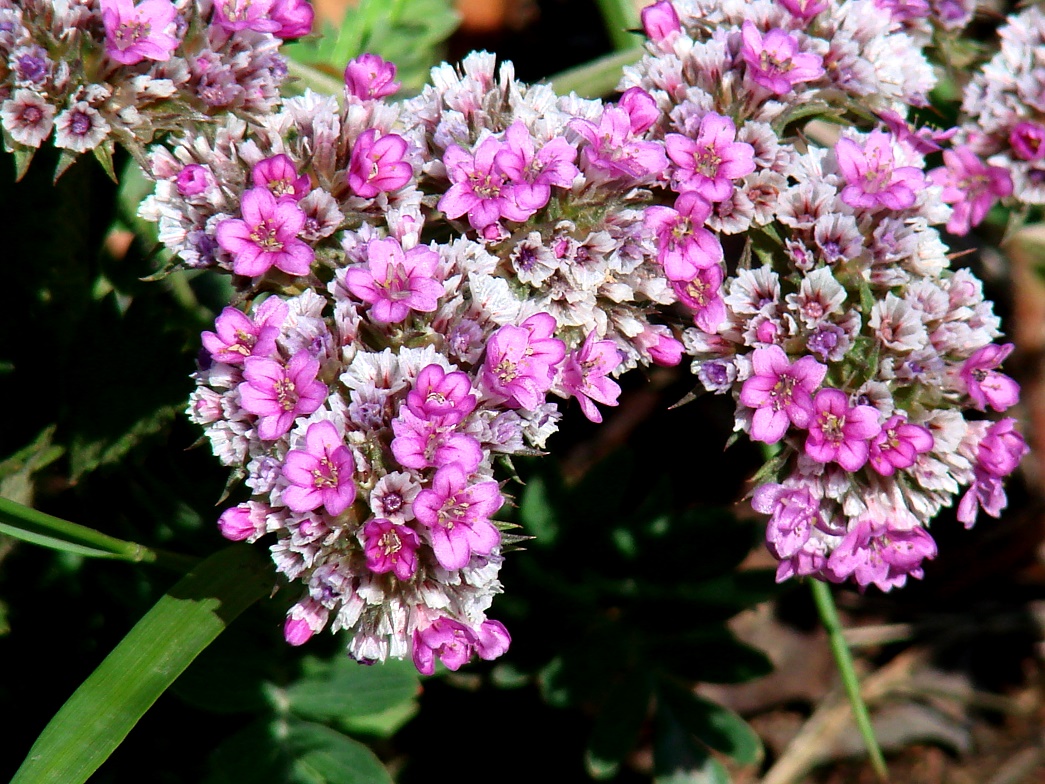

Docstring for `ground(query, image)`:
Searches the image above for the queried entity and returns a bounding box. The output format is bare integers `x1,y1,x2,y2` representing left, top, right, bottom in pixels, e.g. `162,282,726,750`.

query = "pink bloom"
665,114,755,201
252,154,310,202
343,238,442,323
929,146,1012,235
960,343,1020,412
202,306,280,364
347,129,412,198
100,0,179,66
673,264,726,334
391,410,482,473
176,164,212,197
641,0,681,43
569,107,669,181
740,22,824,95
977,418,1028,479
439,136,533,230
836,131,925,212
482,313,566,410
739,346,827,443
752,482,821,560
406,364,477,423
868,415,933,476
413,464,502,570
215,187,314,277
1010,122,1045,162
560,331,622,423
270,0,313,38
804,388,881,471
826,518,937,591
344,54,400,101
644,191,723,280
239,351,326,440
362,519,421,580
475,620,511,661
494,122,579,212
217,502,269,542
412,618,478,675
779,0,828,20
638,325,684,367
212,0,280,33
282,420,356,516
284,599,328,647
878,110,956,155
618,87,660,135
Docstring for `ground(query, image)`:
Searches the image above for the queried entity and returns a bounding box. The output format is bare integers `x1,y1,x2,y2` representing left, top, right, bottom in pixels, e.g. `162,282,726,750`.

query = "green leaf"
0,425,64,505
336,699,419,738
654,700,731,784
548,48,644,99
659,681,762,767
10,545,273,784
519,472,561,546
585,672,653,779
285,655,420,721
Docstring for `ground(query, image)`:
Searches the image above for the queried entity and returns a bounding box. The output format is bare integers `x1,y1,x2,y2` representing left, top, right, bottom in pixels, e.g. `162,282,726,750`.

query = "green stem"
548,48,644,99
810,579,889,782
0,496,198,573
285,58,345,101
594,0,642,52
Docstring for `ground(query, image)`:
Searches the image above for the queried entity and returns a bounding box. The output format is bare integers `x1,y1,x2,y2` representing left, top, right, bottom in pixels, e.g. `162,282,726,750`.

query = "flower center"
769,374,796,411
250,221,284,252
275,377,298,411
115,18,150,46
312,457,339,489
379,530,402,556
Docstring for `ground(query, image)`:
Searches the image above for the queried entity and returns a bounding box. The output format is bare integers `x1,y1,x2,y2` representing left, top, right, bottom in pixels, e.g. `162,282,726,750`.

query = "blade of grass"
548,48,644,99
595,0,642,52
11,544,273,784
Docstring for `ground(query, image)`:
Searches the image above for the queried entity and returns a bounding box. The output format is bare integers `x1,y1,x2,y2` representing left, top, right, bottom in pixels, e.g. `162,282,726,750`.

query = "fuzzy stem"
810,579,889,782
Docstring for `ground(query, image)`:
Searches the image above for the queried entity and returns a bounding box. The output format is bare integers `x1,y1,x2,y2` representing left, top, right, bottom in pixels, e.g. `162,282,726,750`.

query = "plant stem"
285,58,345,101
0,496,198,573
810,579,889,782
548,48,644,99
594,0,642,53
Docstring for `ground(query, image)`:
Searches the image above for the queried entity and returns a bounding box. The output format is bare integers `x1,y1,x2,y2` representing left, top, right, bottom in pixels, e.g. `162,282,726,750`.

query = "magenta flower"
344,54,400,101
960,343,1020,412
347,129,413,198
413,464,502,570
215,187,314,277
439,136,532,230
929,146,1012,236
406,364,477,423
1010,122,1045,161
176,164,212,197
560,331,623,424
252,154,310,202
282,421,356,516
619,87,659,135
239,351,326,440
644,191,723,280
673,264,726,334
362,519,421,580
804,388,881,471
641,0,681,43
752,482,821,560
475,620,511,660
100,0,179,66
212,0,281,33
665,114,755,201
494,122,579,212
217,502,268,542
868,415,934,476
826,519,937,591
740,22,824,95
412,618,479,675
977,418,1028,479
779,0,829,20
202,306,280,364
639,325,684,367
739,346,827,443
482,313,566,410
284,599,328,647
569,107,669,181
343,238,442,323
270,0,314,38
836,131,925,211
391,410,482,474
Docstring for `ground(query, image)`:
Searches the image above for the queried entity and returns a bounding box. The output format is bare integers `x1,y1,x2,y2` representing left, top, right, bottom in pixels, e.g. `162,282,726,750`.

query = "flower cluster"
0,0,311,175
627,0,1026,591
150,52,694,671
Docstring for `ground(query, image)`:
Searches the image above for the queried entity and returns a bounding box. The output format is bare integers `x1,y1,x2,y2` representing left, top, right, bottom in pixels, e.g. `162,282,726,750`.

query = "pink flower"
212,0,281,33
1010,122,1045,162
344,54,400,101
475,619,511,661
752,482,821,560
739,346,827,443
779,0,829,20
618,88,660,135
252,154,310,202
641,0,681,43
740,22,824,95
362,519,420,580
665,114,755,201
282,420,356,516
217,502,269,542
406,364,477,423
202,306,280,364
343,238,442,323
494,122,579,212
284,599,328,647
644,191,723,280
826,518,937,591
413,464,502,570
482,313,566,410
560,331,622,423
836,131,925,211
439,136,533,230
977,418,1028,479
239,351,326,440
569,107,669,181
638,325,684,367
412,618,478,675
804,389,881,470
960,343,1020,412
100,0,179,66
215,187,314,277
270,0,314,38
868,415,934,476
391,410,482,473
176,164,212,197
929,146,1012,236
673,264,726,334
347,129,413,198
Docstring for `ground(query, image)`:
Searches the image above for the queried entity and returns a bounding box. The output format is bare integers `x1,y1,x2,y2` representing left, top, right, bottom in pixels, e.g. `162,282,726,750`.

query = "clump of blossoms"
626,0,1026,591
0,0,312,176
147,51,689,671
